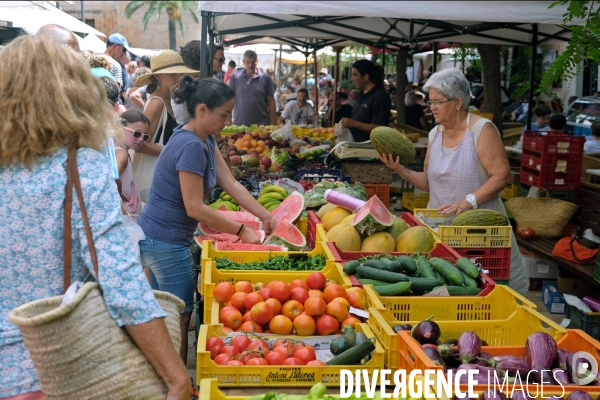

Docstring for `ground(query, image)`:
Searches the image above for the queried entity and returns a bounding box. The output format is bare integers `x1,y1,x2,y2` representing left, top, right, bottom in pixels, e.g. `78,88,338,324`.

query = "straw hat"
135,50,199,86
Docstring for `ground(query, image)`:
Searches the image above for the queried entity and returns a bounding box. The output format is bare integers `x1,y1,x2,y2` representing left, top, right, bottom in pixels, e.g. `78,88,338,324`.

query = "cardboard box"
523,255,559,279
542,280,566,314
558,274,597,297
341,162,393,184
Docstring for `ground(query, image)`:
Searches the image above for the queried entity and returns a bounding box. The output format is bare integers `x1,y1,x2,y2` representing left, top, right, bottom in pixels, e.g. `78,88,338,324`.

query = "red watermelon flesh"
215,210,260,221
195,234,240,243
214,242,287,251
264,219,306,251
198,220,262,235
271,191,305,223
351,195,393,235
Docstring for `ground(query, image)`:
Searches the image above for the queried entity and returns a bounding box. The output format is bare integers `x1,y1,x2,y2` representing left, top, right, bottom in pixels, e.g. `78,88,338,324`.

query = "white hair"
423,68,471,111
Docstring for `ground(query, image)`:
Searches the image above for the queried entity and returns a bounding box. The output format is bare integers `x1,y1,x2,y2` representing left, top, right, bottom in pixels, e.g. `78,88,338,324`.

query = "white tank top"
115,147,141,220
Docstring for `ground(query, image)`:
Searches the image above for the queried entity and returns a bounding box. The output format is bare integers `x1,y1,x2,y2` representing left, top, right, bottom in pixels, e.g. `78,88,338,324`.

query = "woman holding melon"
379,68,527,294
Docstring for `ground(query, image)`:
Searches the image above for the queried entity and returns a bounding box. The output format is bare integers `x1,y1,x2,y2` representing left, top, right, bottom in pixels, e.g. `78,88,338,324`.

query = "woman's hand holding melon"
261,215,278,236
379,153,407,177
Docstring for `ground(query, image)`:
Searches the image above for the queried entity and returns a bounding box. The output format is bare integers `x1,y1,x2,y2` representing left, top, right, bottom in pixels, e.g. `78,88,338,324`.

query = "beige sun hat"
135,50,199,86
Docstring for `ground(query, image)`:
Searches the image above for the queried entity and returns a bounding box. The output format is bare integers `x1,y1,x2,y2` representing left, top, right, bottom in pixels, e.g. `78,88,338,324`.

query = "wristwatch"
466,194,478,209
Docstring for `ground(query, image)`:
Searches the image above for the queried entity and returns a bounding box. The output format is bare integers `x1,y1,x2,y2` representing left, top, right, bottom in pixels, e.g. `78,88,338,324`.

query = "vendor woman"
340,59,391,142
138,77,278,364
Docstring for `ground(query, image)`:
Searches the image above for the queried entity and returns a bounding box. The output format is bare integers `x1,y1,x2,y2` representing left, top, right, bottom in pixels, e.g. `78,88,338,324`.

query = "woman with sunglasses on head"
378,68,527,295
115,110,150,220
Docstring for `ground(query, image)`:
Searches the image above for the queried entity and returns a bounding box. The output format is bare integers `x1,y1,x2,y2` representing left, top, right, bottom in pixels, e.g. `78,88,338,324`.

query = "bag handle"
63,147,99,293
143,96,168,146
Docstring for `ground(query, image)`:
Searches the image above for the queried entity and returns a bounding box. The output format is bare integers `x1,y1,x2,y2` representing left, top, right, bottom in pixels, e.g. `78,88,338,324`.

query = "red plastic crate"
454,247,511,280
521,149,583,175
363,183,390,206
522,130,585,154
520,165,581,191
306,210,320,249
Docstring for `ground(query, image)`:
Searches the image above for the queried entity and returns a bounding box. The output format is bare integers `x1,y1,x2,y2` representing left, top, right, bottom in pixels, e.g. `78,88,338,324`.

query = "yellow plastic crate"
363,285,536,370
402,192,430,212
315,224,328,244
414,208,512,248
197,323,384,387
295,215,308,236
499,183,519,200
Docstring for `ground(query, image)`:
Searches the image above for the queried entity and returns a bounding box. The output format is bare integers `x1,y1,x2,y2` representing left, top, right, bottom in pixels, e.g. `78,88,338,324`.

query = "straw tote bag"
8,147,184,400
132,96,168,203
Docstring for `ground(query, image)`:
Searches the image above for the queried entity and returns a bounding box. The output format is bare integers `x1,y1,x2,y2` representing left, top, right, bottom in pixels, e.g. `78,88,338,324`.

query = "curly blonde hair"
86,52,112,70
0,36,116,167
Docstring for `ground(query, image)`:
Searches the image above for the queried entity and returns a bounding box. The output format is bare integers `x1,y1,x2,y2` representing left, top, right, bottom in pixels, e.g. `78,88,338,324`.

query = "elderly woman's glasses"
427,98,456,107
214,57,226,63
123,127,150,141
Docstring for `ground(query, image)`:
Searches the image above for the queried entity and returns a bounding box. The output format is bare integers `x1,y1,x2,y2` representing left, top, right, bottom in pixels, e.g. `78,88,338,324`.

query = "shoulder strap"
143,96,168,146
63,147,99,293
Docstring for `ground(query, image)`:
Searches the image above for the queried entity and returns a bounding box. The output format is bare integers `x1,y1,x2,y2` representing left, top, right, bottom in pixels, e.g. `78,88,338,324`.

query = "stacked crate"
520,131,585,195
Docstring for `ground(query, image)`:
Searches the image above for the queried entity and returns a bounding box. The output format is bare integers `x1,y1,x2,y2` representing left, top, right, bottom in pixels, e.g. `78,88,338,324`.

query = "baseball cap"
108,33,132,52
91,67,114,80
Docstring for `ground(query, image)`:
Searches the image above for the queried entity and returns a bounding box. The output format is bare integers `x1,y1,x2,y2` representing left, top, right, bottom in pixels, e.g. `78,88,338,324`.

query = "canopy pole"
526,23,538,130
278,44,283,88
314,48,319,117
304,53,308,89
208,15,215,78
332,46,343,126
199,11,209,79
381,47,386,75
432,42,438,73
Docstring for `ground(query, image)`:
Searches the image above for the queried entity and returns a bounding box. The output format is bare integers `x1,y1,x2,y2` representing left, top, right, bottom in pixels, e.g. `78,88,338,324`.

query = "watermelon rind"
265,220,306,251
352,196,393,235
272,191,305,223
198,221,262,235
214,242,287,251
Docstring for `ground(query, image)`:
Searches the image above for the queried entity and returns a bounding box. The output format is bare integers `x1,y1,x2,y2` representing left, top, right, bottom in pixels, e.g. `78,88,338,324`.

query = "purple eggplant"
412,315,441,345
510,391,534,400
530,365,556,385
444,338,459,346
526,332,557,369
481,389,508,400
552,368,573,386
458,371,492,384
494,356,531,377
555,349,571,371
422,346,444,367
480,352,492,360
438,343,461,368
567,391,593,400
567,354,592,381
458,363,497,376
595,371,600,386
457,331,482,364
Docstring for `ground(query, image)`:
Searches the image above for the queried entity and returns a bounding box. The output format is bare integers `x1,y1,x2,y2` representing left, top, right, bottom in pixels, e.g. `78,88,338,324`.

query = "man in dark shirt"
341,59,391,142
325,92,353,126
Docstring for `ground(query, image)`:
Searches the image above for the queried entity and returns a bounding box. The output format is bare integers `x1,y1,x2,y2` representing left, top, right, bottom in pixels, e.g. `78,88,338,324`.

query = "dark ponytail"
352,59,384,86
172,76,235,118
120,110,150,126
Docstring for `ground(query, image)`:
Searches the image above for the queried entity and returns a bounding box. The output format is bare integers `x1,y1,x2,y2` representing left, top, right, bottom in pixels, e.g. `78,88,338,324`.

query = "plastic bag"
334,122,354,143
208,176,261,203
122,215,145,260
270,121,296,142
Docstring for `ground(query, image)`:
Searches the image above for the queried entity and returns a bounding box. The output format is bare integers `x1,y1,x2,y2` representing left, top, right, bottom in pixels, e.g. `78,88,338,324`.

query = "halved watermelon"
198,220,262,235
195,234,240,243
264,219,306,251
351,196,393,235
215,210,260,221
214,242,287,251
271,191,305,223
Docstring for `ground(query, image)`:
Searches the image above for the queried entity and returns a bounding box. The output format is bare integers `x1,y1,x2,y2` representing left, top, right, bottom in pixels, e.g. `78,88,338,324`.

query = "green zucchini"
343,260,361,275
433,270,447,284
363,259,386,270
355,266,410,283
461,272,478,288
429,257,465,286
432,286,482,296
327,337,376,365
416,257,437,279
330,336,352,355
408,277,444,292
397,256,418,275
372,281,412,296
357,278,392,286
455,257,479,279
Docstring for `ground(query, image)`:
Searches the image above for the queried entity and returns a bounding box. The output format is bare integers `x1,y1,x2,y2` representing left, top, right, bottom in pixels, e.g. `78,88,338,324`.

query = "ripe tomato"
226,360,244,366
520,227,535,239
293,347,316,364
220,345,240,358
306,360,326,366
245,357,269,366
239,351,262,364
273,346,292,358
265,351,287,365
273,339,294,349
316,314,339,336
214,282,235,303
231,335,251,353
213,353,231,365
206,337,225,359
282,357,304,365
307,272,326,290
247,340,270,357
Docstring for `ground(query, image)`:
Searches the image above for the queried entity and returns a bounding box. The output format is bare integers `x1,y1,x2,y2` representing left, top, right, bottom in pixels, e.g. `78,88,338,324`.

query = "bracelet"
236,224,245,236
402,169,411,180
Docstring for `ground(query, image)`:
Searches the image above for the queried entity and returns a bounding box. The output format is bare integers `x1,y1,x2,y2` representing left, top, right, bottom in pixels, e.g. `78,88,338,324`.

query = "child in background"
585,120,600,154
116,110,150,219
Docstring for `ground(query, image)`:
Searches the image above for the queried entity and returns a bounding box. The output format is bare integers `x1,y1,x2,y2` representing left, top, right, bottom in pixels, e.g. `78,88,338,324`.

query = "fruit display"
370,126,416,165
210,191,240,211
213,273,368,336
215,254,327,271
257,185,291,212
303,181,367,208
452,209,509,227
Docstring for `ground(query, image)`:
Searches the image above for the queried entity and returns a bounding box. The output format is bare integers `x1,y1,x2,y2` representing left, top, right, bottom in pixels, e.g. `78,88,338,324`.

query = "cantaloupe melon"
326,224,346,242
334,224,361,252
322,207,352,231
395,226,435,253
317,203,338,219
339,213,355,227
361,232,395,252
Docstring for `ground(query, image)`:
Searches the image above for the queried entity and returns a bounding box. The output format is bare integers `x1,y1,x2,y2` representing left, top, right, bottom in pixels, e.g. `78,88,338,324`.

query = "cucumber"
383,259,404,273
428,257,465,286
416,257,436,279
330,336,352,355
372,281,412,296
357,278,392,286
343,260,361,275
455,257,479,279
408,277,444,292
397,256,418,275
327,337,376,365
461,272,478,288
432,286,482,296
363,259,386,270
355,266,410,283
433,270,447,284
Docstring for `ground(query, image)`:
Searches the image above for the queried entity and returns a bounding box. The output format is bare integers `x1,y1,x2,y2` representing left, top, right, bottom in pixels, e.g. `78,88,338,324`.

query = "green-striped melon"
452,209,508,227
351,196,393,235
395,226,435,253
361,232,395,252
370,126,416,165
385,216,411,239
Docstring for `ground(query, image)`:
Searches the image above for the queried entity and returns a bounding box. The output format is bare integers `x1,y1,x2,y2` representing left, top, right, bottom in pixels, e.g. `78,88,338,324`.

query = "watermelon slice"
351,196,393,235
198,220,262,234
195,234,240,243
264,219,306,251
214,242,287,251
215,210,260,221
272,191,305,223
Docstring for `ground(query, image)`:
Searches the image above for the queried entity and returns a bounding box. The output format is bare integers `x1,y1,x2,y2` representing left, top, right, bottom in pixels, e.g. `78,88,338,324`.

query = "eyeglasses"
214,57,226,63
426,98,456,107
123,126,150,141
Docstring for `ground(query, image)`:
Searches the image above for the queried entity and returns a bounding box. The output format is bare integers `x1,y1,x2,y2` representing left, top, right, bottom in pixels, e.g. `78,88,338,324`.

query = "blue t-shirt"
138,126,217,245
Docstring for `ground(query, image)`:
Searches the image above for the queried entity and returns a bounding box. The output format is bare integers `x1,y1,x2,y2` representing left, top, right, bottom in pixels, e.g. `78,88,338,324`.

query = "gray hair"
423,68,471,111
405,91,417,107
243,50,257,60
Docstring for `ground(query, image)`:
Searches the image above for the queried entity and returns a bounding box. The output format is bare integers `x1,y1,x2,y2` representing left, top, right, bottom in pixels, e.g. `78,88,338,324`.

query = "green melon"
385,216,411,239
351,196,393,235
370,126,416,165
452,209,508,227
395,226,435,253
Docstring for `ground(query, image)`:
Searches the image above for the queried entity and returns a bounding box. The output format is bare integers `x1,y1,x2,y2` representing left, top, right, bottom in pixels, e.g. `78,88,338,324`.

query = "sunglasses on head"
123,126,150,141
214,57,226,63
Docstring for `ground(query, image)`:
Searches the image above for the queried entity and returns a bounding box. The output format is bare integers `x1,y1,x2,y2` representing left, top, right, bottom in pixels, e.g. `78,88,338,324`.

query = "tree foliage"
124,1,199,42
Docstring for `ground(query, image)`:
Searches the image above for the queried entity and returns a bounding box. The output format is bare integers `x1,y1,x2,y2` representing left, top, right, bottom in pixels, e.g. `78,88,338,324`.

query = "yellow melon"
339,213,355,227
317,203,338,219
334,224,361,252
326,224,346,242
395,226,435,253
361,232,396,252
322,207,352,231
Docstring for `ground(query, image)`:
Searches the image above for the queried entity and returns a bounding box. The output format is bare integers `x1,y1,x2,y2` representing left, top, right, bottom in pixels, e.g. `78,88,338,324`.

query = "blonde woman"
0,36,189,399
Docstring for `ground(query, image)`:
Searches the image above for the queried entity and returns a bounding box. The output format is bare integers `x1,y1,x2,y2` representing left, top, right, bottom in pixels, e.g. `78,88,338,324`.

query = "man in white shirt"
278,89,314,125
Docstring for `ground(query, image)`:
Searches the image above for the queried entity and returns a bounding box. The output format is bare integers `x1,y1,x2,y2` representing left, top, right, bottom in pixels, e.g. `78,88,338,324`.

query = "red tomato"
272,346,291,358
247,340,270,357
206,337,225,359
273,339,295,350
293,347,316,364
220,345,240,358
226,360,244,366
265,351,287,365
239,351,262,364
520,227,536,239
282,357,304,365
213,354,231,365
306,360,326,366
231,335,251,353
245,357,269,366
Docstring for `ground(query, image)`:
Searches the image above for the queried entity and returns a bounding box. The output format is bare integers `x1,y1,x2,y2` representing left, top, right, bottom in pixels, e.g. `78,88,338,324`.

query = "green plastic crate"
518,184,574,200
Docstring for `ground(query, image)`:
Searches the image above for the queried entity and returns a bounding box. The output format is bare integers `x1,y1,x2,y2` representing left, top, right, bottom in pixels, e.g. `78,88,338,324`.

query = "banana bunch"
210,191,240,211
258,185,289,212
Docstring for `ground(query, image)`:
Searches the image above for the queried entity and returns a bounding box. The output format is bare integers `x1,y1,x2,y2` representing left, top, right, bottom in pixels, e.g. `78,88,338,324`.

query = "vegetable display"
246,382,387,400
215,254,326,271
